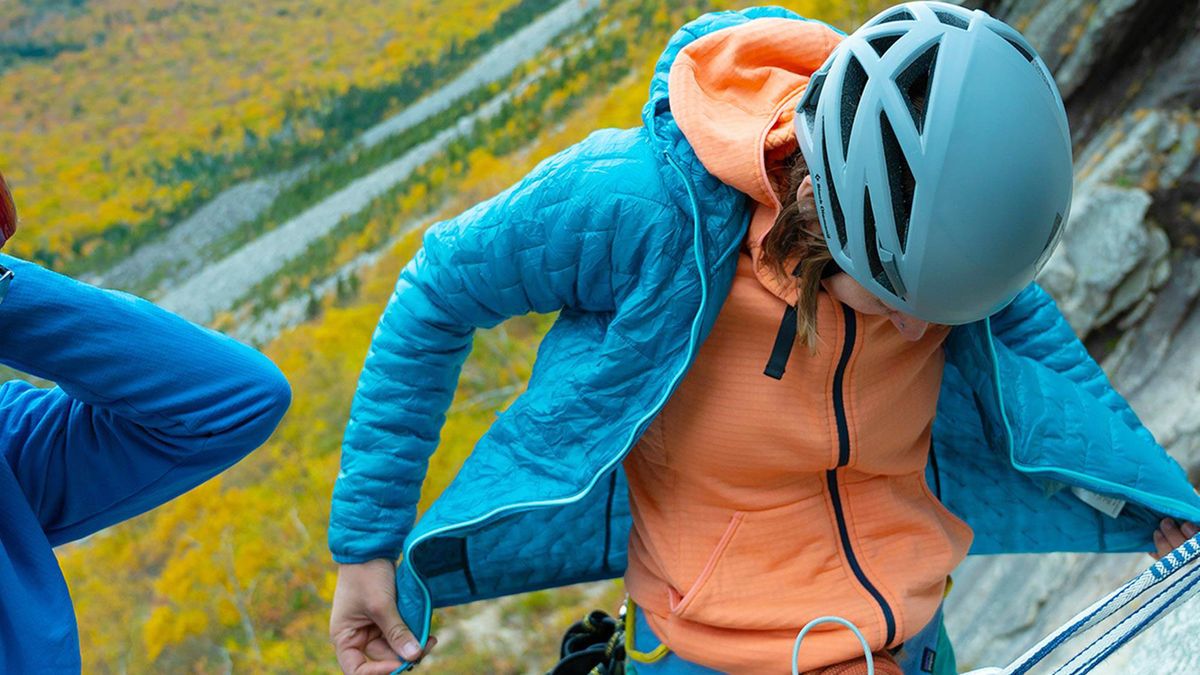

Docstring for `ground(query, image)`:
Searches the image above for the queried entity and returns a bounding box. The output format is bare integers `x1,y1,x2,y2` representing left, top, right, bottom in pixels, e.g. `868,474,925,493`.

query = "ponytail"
760,152,832,352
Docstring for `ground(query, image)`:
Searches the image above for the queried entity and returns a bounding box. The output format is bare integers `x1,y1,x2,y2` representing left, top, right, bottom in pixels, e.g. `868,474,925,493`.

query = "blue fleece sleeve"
0,255,292,545
327,131,663,564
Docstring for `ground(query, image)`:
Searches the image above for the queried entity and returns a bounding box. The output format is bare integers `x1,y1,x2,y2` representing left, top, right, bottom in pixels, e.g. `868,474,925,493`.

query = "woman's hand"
330,559,437,675
1150,518,1199,560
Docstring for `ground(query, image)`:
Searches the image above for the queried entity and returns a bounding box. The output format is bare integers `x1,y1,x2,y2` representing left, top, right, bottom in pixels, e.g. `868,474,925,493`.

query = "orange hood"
668,17,840,297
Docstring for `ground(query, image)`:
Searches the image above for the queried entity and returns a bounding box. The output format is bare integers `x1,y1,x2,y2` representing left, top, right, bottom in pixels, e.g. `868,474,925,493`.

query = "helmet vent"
895,43,939,134
868,34,902,57
1037,211,1065,267
821,138,849,250
879,110,915,254
862,187,897,295
840,55,869,157
933,9,969,29
800,71,826,134
1004,35,1036,62
876,9,914,24
1048,211,1064,247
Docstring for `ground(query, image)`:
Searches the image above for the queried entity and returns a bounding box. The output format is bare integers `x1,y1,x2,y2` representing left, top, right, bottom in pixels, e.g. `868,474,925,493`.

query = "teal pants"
626,604,957,675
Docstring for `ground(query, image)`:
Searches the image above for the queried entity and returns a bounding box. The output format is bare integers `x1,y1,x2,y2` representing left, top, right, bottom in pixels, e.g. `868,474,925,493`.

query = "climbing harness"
548,533,1200,674
546,608,626,675
547,599,885,674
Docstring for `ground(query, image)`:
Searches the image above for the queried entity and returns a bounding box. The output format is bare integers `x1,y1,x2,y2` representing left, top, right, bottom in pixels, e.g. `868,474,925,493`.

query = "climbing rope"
963,534,1200,675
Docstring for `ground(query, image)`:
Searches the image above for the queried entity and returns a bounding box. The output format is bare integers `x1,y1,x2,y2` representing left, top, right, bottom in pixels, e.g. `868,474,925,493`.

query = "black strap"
762,258,843,379
821,257,843,280
763,303,798,380
763,261,807,380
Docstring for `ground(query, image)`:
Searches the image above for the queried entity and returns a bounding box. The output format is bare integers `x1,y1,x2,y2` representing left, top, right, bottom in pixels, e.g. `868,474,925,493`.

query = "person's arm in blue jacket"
328,130,663,565
0,254,292,545
326,129,668,670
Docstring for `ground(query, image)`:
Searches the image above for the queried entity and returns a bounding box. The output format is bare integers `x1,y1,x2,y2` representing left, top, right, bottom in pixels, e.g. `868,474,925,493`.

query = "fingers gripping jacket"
794,1,1074,325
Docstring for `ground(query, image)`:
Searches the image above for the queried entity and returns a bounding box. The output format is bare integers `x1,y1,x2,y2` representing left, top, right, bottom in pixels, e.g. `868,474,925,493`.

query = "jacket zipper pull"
763,304,798,380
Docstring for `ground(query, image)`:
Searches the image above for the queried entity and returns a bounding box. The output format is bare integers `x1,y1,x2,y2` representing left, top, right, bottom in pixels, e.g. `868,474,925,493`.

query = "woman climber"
327,3,1200,674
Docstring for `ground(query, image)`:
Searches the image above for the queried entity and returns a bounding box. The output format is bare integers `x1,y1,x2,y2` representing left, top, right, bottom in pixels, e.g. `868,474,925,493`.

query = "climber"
0,170,292,673
327,3,1200,674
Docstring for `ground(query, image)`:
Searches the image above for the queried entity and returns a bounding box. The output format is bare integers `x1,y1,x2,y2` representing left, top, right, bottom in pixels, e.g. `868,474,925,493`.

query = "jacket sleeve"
989,282,1156,446
328,131,663,563
0,255,292,545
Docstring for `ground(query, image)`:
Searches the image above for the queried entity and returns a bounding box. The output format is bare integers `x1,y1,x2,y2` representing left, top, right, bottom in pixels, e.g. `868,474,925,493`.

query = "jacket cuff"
331,550,399,565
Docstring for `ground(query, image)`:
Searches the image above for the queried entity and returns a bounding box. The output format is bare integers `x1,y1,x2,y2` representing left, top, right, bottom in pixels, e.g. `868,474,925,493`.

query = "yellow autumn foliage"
2,0,523,265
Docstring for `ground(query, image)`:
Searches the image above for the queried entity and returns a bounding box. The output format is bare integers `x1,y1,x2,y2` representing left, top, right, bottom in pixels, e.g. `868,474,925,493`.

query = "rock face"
1038,183,1160,336
947,1,1200,672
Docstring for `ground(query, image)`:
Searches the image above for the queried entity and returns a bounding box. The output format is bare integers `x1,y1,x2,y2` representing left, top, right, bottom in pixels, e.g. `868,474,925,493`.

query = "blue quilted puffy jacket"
329,5,1200,653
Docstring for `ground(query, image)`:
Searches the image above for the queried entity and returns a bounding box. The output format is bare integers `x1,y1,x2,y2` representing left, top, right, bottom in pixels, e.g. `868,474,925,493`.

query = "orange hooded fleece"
622,17,973,674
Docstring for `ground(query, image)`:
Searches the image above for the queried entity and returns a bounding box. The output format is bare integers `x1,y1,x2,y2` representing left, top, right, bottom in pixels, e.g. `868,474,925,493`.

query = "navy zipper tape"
832,303,856,466
601,470,617,572
828,301,897,646
928,438,942,500
827,469,897,646
459,538,478,596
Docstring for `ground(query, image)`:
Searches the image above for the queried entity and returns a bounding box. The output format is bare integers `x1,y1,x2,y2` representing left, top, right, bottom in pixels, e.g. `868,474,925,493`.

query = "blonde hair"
760,152,832,352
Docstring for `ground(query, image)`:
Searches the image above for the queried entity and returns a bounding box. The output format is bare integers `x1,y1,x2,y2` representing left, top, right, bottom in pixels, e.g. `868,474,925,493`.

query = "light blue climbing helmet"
794,1,1073,325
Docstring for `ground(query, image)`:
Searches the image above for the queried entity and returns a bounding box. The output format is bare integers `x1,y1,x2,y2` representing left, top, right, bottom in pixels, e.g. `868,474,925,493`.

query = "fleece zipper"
826,302,897,646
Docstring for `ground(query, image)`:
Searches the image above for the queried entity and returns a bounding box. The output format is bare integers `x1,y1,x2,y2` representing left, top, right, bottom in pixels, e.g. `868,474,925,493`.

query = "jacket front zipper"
826,302,898,646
